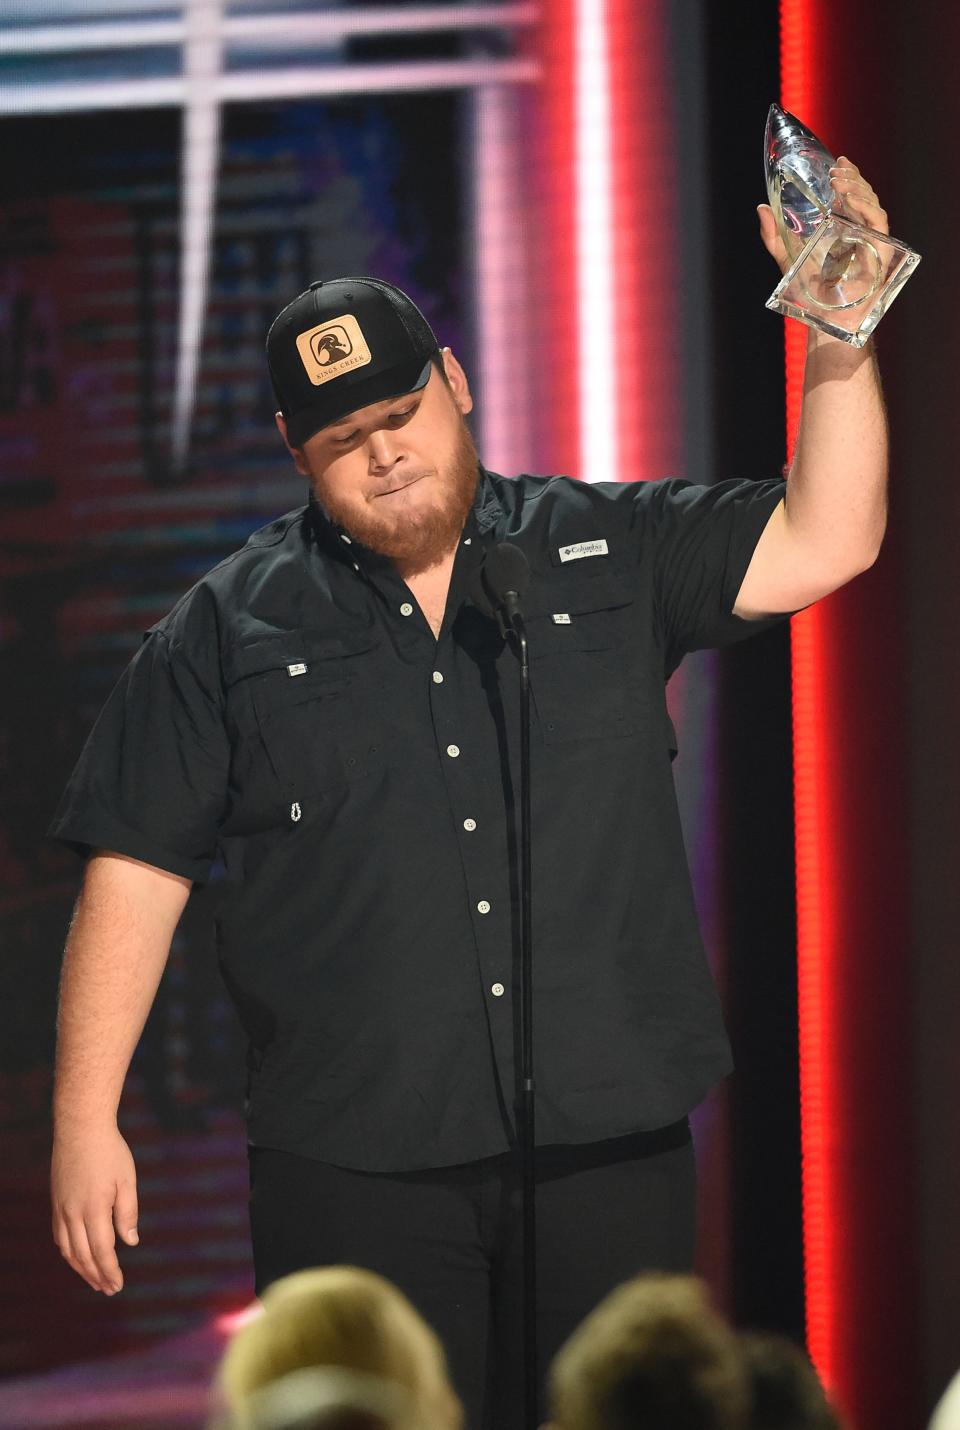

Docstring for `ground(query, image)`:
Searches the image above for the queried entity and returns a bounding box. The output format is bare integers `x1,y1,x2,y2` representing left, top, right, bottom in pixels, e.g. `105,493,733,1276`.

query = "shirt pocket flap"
526,568,635,654
226,631,379,713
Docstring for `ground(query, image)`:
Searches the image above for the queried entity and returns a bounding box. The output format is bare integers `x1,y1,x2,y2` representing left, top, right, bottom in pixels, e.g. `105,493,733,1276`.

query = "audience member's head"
739,1332,843,1429
547,1273,748,1430
929,1368,960,1430
215,1364,411,1429
214,1266,463,1430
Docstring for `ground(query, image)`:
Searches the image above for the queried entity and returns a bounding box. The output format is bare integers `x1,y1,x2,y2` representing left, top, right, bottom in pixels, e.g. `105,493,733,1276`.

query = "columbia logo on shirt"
558,539,609,563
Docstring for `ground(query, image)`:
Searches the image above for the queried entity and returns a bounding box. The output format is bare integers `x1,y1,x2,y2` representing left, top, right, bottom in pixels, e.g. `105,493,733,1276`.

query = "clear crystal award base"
766,211,921,346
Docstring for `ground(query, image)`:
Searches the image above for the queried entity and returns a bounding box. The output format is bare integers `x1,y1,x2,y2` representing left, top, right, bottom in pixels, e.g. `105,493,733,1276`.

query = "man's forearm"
54,853,191,1130
784,328,889,581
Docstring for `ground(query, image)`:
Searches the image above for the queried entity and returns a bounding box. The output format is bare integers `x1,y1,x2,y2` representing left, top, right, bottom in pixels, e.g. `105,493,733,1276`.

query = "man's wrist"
53,1095,121,1137
804,326,877,375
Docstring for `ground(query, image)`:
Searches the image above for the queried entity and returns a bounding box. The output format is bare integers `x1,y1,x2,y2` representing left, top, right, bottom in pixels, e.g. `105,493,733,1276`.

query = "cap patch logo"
295,313,372,386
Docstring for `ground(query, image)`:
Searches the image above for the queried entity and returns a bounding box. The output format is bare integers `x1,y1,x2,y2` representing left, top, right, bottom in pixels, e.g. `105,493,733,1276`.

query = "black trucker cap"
266,277,441,447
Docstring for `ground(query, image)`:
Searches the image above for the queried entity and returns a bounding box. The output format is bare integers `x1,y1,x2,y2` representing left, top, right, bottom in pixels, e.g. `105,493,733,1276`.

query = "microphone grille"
483,542,531,601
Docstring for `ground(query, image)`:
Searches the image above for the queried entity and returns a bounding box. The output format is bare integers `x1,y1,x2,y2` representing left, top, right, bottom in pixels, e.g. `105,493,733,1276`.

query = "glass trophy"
764,104,920,346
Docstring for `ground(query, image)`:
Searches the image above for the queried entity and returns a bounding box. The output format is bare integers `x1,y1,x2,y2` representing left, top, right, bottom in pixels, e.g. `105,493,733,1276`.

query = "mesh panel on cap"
361,277,439,356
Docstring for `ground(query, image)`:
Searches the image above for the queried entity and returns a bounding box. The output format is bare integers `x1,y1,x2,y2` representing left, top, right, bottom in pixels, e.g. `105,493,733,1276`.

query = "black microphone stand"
500,595,536,1430
472,544,537,1428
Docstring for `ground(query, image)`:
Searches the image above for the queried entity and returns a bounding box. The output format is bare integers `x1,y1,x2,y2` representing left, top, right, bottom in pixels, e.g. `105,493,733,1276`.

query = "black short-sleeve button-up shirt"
50,467,786,1172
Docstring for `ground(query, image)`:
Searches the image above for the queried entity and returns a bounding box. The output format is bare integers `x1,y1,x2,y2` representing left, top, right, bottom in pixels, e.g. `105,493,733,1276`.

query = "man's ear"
439,348,474,416
275,412,310,478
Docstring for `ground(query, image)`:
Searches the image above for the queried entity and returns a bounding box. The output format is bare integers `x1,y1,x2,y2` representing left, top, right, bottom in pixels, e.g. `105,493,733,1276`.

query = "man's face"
277,350,479,575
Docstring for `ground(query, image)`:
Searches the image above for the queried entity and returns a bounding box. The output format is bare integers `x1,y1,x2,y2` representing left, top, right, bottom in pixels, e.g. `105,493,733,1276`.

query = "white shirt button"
352,562,360,572
400,601,414,617
340,533,352,544
446,744,460,758
432,671,444,684
463,537,472,545
491,982,505,997
477,900,491,914
463,817,477,832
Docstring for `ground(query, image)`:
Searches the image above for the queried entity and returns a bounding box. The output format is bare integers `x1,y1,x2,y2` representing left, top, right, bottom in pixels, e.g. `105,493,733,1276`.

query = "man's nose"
367,430,402,473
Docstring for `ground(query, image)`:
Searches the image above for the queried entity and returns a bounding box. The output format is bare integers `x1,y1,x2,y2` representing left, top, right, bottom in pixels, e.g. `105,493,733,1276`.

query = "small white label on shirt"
552,613,572,625
558,538,608,563
287,663,307,677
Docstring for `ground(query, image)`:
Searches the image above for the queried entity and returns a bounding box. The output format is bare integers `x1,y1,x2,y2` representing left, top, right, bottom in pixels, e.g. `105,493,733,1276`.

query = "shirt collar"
473,465,503,536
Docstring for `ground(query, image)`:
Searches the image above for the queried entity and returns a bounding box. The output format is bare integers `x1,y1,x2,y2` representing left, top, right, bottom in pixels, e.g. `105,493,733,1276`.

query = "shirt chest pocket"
525,573,643,743
226,633,385,810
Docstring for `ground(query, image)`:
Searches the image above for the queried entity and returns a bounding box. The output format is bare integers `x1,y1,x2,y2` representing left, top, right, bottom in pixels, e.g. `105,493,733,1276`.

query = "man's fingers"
757,204,788,271
88,1221,123,1293
831,187,888,233
113,1178,139,1246
829,162,889,235
53,1212,96,1290
832,179,878,205
57,1214,119,1294
831,177,878,207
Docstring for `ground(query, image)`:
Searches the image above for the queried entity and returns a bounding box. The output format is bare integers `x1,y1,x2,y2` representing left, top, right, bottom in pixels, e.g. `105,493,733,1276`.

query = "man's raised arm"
51,852,191,1295
735,157,890,618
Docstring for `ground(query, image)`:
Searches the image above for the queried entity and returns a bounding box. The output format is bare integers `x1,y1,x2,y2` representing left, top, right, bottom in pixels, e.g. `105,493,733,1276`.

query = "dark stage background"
0,3,955,1427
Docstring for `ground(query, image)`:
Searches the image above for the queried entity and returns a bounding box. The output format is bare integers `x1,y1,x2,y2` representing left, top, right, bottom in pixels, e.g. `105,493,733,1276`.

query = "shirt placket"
430,536,517,1112
348,510,518,1125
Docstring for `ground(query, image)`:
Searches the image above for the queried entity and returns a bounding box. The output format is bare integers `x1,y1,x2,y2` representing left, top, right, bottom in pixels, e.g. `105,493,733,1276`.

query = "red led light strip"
779,0,837,1392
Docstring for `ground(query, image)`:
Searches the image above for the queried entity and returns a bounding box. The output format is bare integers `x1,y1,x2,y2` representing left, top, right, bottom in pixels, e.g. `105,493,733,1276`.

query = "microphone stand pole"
505,605,536,1430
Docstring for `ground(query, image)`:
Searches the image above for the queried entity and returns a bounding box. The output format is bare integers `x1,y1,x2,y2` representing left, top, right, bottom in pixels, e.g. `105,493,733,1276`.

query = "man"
49,162,888,1430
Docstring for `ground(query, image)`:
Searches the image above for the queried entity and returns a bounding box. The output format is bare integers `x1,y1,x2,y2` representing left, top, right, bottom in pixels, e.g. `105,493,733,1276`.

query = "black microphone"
469,542,531,635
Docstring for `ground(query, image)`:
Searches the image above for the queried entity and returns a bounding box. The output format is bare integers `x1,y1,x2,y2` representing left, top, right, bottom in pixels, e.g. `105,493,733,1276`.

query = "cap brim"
285,357,434,448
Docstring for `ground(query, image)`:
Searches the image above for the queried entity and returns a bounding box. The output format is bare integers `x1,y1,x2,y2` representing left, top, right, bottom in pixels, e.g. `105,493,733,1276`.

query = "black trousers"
248,1121,695,1430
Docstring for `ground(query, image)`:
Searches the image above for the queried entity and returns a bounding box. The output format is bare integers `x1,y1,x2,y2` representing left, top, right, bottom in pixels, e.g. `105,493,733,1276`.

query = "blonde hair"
548,1274,748,1430
215,1266,463,1430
